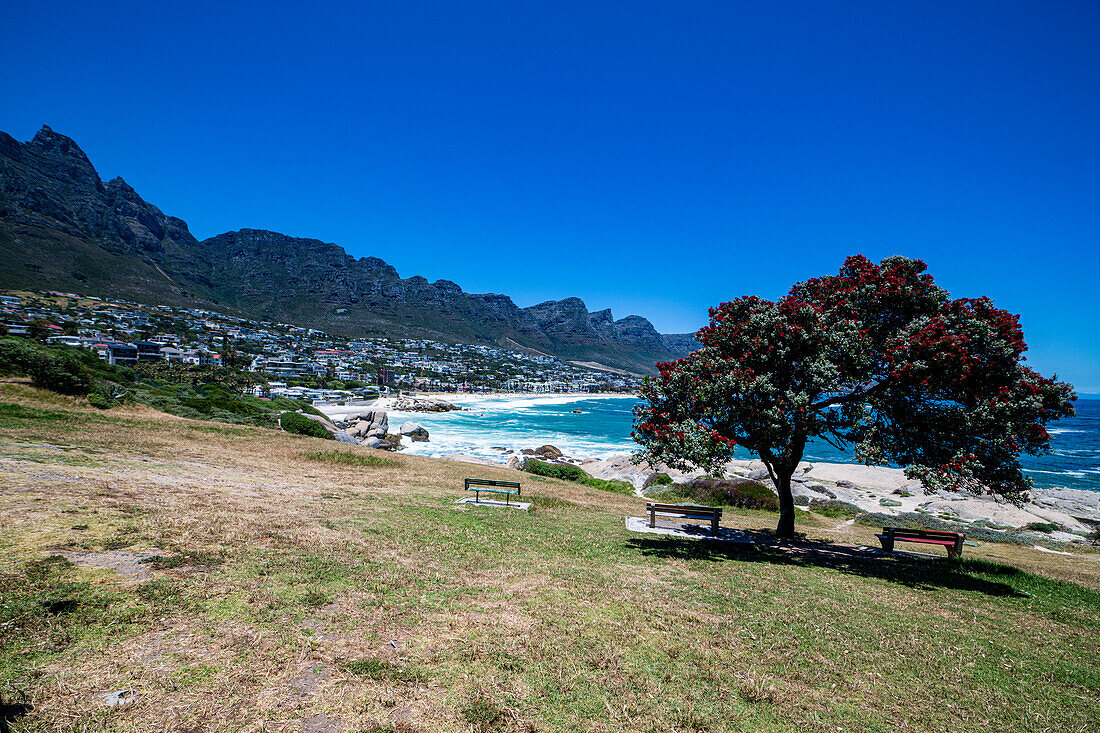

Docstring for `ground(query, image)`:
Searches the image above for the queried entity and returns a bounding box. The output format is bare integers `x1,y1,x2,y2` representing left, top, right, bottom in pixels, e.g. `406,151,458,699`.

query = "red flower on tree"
633,255,1075,539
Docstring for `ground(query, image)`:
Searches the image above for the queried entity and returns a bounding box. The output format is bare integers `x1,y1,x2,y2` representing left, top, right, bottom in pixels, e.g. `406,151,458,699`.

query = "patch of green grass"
170,663,219,688
304,449,400,468
24,555,75,581
0,402,82,427
527,494,577,509
141,549,225,569
460,691,506,729
300,589,333,608
343,657,426,684
184,423,256,437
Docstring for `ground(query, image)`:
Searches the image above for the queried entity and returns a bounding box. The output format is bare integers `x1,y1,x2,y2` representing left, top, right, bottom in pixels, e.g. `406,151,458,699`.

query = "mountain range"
0,125,699,373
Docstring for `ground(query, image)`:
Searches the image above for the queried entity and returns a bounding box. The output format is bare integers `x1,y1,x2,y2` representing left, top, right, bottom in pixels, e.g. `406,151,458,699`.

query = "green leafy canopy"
633,255,1075,518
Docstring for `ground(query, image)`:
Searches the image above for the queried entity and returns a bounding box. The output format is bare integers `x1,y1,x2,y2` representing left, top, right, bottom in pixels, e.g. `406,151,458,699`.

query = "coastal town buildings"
0,290,641,398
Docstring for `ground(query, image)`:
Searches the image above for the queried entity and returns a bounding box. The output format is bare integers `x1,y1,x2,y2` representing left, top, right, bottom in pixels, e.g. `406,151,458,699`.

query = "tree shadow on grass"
626,531,1030,598
0,693,32,733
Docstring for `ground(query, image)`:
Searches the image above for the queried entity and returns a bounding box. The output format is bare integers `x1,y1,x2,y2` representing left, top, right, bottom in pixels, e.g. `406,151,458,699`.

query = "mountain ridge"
0,125,700,373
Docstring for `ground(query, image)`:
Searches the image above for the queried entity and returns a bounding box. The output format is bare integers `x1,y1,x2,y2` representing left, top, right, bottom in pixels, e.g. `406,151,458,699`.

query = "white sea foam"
1023,468,1088,478
379,394,639,463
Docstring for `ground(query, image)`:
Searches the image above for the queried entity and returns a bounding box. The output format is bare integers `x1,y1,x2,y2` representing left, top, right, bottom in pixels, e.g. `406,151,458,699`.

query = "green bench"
464,478,521,505
646,502,722,534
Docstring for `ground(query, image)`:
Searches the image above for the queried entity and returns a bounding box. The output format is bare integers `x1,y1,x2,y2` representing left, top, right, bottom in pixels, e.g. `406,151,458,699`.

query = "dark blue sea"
800,398,1100,493
371,395,1100,493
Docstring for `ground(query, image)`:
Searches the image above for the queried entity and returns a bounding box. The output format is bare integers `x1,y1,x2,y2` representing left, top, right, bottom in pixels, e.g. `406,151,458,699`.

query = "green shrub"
1024,521,1059,534
0,337,38,376
649,478,779,511
0,338,91,395
856,512,1059,546
279,412,333,440
87,390,112,409
583,476,636,496
651,472,673,486
180,386,266,417
523,458,589,482
809,498,864,518
522,458,635,495
28,350,91,395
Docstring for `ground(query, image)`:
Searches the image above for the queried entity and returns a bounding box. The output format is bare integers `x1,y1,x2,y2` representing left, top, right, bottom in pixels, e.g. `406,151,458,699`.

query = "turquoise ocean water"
387,395,1100,493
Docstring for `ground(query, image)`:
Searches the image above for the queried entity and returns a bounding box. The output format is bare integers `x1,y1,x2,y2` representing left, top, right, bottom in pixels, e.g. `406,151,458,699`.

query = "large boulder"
535,445,563,459
363,410,388,432
333,430,358,445
399,421,429,441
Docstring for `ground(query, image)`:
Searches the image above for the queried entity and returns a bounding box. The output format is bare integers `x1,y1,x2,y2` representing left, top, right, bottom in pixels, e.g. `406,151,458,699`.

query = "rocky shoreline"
300,397,1099,544
577,454,1100,543
297,396,460,451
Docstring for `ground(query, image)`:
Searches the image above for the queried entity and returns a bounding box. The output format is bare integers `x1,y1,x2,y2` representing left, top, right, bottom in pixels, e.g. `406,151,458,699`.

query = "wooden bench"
464,478,521,505
646,502,722,534
876,527,964,558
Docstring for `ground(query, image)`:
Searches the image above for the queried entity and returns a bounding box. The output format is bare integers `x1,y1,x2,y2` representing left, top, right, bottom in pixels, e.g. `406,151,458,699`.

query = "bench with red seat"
876,527,964,558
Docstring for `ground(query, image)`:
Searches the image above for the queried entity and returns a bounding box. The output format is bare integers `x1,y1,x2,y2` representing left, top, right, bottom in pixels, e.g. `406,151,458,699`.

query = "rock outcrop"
398,422,429,441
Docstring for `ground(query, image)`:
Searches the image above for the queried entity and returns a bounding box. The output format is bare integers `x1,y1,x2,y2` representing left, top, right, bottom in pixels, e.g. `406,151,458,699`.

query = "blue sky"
3,1,1098,391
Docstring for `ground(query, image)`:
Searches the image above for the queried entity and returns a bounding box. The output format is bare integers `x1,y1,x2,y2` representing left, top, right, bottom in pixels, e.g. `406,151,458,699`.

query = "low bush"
583,476,636,496
522,458,636,495
279,412,333,440
28,350,91,395
523,458,589,482
1024,521,1059,534
0,337,38,376
650,478,779,511
857,512,1062,546
808,498,864,518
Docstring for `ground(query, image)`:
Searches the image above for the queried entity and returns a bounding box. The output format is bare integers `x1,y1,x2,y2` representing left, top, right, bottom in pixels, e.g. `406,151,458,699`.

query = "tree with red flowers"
633,255,1076,538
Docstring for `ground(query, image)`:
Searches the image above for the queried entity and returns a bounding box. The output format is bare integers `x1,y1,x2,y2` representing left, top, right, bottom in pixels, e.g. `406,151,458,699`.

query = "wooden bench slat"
646,502,722,534
464,477,521,505
878,526,964,558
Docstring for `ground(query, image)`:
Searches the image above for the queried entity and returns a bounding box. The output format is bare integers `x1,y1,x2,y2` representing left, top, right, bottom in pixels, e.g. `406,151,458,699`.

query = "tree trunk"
775,471,796,539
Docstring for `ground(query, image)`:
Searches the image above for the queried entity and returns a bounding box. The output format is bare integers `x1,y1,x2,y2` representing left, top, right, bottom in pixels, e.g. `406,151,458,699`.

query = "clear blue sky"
3,1,1098,391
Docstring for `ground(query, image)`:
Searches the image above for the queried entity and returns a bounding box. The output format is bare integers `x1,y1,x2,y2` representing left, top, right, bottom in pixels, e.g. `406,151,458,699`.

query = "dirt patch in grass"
55,548,158,579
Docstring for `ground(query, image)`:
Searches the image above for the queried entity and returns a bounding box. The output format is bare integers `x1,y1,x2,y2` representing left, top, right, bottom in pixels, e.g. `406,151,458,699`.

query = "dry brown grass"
1,380,1098,732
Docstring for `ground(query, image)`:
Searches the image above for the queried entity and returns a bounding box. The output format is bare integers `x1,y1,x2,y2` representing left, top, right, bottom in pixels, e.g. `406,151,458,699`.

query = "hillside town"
0,290,642,397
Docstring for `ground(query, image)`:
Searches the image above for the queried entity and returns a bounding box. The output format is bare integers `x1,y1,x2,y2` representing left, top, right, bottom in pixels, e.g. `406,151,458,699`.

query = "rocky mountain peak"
1,124,701,374
30,125,94,165
106,177,139,198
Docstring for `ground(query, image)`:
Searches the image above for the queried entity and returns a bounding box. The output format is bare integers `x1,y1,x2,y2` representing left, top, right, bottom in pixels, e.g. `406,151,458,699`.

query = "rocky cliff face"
0,125,700,373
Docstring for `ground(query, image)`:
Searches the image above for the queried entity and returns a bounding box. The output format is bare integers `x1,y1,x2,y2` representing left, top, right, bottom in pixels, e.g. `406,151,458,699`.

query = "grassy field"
0,380,1098,733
